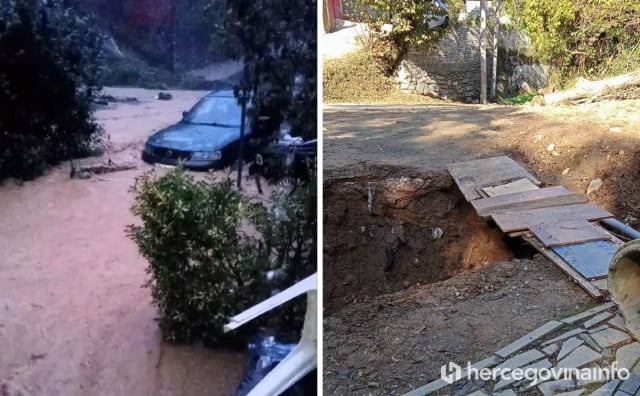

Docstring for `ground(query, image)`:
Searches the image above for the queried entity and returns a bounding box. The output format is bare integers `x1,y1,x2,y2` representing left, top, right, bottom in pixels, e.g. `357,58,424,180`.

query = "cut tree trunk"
543,70,640,105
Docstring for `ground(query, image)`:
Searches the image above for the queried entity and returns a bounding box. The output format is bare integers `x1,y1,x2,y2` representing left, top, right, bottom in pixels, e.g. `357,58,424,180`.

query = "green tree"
0,0,105,180
507,0,640,80
213,0,317,142
344,0,450,75
521,0,575,67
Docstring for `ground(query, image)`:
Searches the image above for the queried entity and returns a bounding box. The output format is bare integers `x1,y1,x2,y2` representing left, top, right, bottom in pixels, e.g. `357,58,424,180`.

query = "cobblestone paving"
404,303,640,395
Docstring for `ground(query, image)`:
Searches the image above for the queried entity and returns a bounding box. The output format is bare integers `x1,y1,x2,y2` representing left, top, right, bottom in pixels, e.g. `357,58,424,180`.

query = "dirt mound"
323,166,514,314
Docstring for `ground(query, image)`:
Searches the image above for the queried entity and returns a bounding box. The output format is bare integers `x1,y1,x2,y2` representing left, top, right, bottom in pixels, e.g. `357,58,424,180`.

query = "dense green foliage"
127,167,316,344
251,169,318,332
0,0,104,180
343,0,450,75
127,169,268,344
512,0,640,80
214,0,317,142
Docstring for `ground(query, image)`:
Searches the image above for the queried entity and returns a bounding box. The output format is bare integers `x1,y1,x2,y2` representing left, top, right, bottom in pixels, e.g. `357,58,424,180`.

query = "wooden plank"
481,194,588,220
507,230,533,238
524,236,604,301
531,219,612,248
472,186,589,218
551,241,617,280
447,156,541,202
591,278,609,292
482,178,539,197
491,203,613,233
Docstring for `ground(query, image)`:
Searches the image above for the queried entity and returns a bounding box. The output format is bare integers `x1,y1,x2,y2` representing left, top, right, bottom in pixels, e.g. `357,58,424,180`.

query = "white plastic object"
224,273,316,332
224,273,318,396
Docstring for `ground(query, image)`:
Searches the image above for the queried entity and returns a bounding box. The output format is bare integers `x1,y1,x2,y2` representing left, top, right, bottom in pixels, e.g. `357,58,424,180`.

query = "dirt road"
323,100,640,394
324,101,640,216
0,88,248,396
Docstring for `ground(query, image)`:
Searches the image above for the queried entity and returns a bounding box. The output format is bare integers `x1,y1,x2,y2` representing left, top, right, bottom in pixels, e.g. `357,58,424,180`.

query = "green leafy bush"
515,0,640,81
127,167,317,344
251,169,317,331
0,0,104,180
127,168,270,345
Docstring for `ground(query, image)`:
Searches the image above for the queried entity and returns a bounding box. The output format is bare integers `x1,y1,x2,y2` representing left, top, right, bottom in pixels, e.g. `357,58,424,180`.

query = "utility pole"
491,0,503,101
480,0,487,104
236,90,247,189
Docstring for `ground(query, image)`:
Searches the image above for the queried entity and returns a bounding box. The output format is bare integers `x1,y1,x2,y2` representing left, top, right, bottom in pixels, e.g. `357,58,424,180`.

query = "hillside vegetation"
324,51,436,103
328,0,640,103
508,0,640,85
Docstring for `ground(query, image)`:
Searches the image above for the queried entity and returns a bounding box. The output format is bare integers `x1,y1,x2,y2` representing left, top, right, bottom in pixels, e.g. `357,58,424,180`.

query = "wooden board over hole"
446,156,541,202
472,186,588,219
481,178,540,197
531,219,612,247
491,203,613,233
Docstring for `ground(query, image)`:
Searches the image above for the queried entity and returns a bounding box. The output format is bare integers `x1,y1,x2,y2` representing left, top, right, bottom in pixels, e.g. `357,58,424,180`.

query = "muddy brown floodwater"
0,88,254,396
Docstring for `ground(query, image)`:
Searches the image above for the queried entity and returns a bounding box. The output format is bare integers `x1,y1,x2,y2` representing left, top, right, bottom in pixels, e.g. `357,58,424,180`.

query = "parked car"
425,0,449,29
142,90,279,170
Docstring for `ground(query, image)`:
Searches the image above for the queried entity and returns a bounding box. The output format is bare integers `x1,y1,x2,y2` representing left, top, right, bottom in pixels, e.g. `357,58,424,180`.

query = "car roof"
205,89,236,98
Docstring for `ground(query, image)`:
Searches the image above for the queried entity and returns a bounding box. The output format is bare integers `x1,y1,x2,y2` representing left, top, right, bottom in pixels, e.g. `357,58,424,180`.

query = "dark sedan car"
142,90,275,170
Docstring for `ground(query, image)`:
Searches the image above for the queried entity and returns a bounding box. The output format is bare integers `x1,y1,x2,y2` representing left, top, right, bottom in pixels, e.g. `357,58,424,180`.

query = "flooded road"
0,88,247,396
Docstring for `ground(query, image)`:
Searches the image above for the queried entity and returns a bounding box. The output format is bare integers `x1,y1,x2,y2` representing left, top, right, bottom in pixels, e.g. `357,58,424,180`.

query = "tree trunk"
543,70,640,105
480,0,487,104
491,0,502,101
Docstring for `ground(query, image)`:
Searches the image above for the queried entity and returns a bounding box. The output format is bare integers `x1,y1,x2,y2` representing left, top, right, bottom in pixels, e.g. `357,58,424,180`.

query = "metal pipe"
601,218,640,240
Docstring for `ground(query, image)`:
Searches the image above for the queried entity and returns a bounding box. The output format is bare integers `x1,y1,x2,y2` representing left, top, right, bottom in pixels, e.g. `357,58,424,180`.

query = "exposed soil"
323,166,513,314
323,257,591,395
0,87,269,396
323,99,640,395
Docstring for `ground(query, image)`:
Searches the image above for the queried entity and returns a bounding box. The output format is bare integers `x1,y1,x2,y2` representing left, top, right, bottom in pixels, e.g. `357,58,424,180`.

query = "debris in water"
157,92,172,101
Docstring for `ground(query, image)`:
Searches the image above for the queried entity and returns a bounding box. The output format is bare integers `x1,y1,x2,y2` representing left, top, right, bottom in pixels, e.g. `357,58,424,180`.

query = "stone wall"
396,26,549,102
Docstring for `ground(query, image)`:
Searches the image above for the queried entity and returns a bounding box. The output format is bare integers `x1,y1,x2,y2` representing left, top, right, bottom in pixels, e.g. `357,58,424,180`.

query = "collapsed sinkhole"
323,167,534,314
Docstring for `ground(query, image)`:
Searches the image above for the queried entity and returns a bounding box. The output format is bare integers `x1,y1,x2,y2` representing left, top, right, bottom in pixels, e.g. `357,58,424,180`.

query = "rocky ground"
323,99,640,395
407,302,639,396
